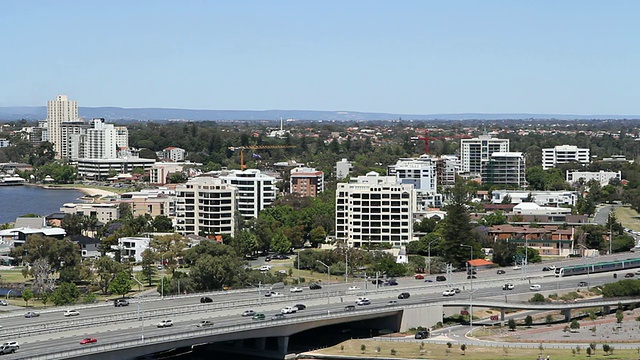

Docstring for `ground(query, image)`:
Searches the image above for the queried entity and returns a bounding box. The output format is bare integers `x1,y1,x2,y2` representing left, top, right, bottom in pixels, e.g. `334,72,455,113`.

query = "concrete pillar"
562,309,572,322
277,336,289,355
256,337,266,351
500,308,505,322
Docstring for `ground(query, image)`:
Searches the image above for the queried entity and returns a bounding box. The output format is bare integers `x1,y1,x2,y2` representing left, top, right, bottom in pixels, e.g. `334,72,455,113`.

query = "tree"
22,288,33,307
602,344,611,355
616,309,624,325
95,256,124,294
441,177,479,268
231,229,259,257
50,282,81,305
140,249,157,286
570,319,580,330
530,293,546,303
270,231,292,255
152,215,174,232
60,214,84,237
109,271,133,298
460,344,466,355
508,318,516,331
479,211,508,227
525,315,533,327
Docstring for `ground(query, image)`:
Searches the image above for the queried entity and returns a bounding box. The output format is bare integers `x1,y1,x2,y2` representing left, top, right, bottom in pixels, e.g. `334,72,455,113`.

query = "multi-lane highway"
0,252,638,359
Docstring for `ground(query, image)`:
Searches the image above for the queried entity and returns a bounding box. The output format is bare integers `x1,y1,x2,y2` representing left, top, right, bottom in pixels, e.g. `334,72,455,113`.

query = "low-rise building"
59,203,119,224
566,170,622,186
115,236,150,263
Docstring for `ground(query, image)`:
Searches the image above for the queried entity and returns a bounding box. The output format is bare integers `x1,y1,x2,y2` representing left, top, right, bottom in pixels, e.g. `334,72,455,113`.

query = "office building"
459,134,509,176
336,172,415,248
47,95,79,158
542,145,590,170
290,167,324,197
175,177,237,236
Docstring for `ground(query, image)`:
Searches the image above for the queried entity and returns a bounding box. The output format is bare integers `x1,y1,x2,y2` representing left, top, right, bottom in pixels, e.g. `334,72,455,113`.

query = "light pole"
578,244,590,282
160,253,164,299
316,260,330,304
131,276,145,342
609,213,613,255
297,251,300,285
427,239,438,275
460,244,474,331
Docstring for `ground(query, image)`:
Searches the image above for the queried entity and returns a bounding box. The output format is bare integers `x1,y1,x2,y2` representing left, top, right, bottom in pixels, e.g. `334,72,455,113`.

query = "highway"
1,252,639,359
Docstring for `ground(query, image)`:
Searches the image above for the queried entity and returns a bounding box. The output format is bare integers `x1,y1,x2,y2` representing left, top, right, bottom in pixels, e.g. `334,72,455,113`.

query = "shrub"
446,342,452,349
390,348,397,355
361,344,366,354
570,319,580,330
508,318,516,331
525,315,533,327
529,293,546,303
602,344,610,355
460,344,467,355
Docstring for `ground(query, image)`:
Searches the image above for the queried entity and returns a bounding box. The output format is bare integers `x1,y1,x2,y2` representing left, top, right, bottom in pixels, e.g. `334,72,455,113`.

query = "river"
0,185,84,224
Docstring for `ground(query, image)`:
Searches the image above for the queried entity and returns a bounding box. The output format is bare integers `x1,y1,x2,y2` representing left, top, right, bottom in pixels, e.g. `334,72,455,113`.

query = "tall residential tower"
47,95,79,158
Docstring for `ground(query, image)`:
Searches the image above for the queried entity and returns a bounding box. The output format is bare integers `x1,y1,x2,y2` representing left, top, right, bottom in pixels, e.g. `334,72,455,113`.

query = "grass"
613,206,640,232
0,270,28,283
314,339,637,359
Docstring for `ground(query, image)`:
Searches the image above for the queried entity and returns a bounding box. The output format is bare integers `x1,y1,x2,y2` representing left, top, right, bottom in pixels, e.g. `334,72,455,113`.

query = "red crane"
417,130,471,155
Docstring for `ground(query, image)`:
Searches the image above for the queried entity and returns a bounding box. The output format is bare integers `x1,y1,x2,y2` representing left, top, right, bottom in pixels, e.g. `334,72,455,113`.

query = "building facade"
162,147,186,162
459,134,509,176
59,203,120,224
219,169,277,219
336,172,415,248
491,190,579,207
481,152,526,187
387,155,442,208
290,167,324,197
76,157,155,179
542,145,590,170
566,170,622,186
47,95,79,158
175,177,237,237
335,158,353,180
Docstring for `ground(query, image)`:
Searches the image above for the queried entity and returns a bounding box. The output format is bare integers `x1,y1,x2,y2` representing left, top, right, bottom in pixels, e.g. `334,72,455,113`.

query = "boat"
0,175,26,186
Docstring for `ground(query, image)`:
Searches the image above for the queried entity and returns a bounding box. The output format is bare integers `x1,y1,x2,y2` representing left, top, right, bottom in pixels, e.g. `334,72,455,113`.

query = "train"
555,258,640,277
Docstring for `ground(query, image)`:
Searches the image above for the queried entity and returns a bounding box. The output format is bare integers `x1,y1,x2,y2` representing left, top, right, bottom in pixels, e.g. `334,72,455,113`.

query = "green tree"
231,229,259,257
616,309,624,324
60,214,85,237
570,319,580,330
530,293,546,303
270,231,292,254
140,249,157,286
95,256,124,294
309,226,328,247
525,315,533,327
50,282,81,305
508,318,516,331
152,215,174,232
109,271,133,298
441,177,479,268
479,211,508,227
22,288,33,307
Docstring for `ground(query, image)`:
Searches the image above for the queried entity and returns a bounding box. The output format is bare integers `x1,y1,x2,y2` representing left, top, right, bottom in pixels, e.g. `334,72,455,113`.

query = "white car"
259,265,272,271
512,265,521,270
386,300,398,306
348,286,360,290
64,310,80,317
271,292,284,297
196,320,214,327
442,289,456,296
355,297,370,303
503,283,515,291
0,342,18,350
157,319,174,328
290,287,303,293
281,306,297,314
529,284,542,291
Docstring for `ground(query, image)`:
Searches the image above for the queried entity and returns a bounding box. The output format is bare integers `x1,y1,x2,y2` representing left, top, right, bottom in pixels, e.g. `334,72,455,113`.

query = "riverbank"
35,184,118,198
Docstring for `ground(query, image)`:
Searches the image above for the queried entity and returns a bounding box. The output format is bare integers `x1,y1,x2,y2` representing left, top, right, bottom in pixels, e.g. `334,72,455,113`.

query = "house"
71,235,101,259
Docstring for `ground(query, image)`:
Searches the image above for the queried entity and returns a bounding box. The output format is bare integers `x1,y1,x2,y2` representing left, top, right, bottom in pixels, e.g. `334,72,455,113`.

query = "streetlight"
131,276,145,342
316,260,330,304
427,239,438,275
160,253,164,299
460,244,474,332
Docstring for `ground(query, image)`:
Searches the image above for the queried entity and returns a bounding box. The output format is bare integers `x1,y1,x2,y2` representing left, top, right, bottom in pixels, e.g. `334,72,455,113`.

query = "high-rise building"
542,145,590,170
219,169,277,219
482,152,526,187
60,121,89,160
175,177,238,236
47,95,79,158
335,158,353,180
336,172,415,248
460,134,509,176
84,118,118,159
435,155,459,187
387,155,442,208
290,167,324,197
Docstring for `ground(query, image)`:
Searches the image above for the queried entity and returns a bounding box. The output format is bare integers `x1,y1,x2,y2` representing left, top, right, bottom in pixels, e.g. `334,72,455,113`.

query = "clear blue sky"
1,1,638,115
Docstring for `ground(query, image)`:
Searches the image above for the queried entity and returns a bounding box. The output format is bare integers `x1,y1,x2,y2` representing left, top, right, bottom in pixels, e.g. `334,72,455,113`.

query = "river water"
0,185,84,224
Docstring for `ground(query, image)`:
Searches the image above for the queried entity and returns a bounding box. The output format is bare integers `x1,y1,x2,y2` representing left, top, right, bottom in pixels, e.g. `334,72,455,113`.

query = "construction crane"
227,145,297,169
417,130,472,155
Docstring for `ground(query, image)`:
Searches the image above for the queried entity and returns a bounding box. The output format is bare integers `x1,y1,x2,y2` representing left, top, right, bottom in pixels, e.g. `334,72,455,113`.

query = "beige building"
175,177,238,236
59,203,119,224
47,95,79,158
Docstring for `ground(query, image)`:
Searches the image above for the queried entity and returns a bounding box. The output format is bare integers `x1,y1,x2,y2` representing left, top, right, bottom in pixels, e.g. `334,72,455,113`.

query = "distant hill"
0,106,638,122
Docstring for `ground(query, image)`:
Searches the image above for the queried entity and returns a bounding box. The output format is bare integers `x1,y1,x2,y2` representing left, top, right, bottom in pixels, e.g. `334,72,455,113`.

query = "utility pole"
460,244,474,332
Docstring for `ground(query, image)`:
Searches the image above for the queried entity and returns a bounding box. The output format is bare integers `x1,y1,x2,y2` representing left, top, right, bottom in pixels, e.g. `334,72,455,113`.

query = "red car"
414,274,424,280
80,338,97,345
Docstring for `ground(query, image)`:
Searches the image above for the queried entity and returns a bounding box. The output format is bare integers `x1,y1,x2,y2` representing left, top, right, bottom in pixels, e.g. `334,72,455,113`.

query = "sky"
1,1,639,115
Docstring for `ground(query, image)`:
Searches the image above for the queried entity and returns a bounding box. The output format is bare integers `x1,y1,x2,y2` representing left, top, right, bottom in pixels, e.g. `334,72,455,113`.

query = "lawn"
311,339,637,360
613,206,640,232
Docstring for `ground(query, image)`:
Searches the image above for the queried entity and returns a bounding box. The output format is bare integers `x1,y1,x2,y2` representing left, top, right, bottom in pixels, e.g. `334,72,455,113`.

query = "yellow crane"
227,145,297,169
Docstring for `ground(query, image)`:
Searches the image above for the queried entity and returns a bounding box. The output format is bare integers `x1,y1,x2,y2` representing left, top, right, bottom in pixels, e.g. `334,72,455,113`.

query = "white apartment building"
218,169,277,219
542,145,590,170
482,152,526,187
150,162,186,185
491,190,579,207
116,237,150,262
161,147,186,162
435,154,459,187
59,203,120,224
335,158,353,180
175,177,237,236
566,170,621,186
460,134,509,176
47,95,79,158
60,121,89,160
336,172,415,248
115,126,129,150
76,157,155,179
84,119,118,159
387,155,442,208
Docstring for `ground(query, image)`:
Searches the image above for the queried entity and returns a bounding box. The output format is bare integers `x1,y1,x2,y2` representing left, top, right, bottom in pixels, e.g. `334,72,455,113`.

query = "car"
196,320,214,327
309,283,322,290
529,284,542,291
383,279,398,286
0,345,17,355
259,265,272,271
64,309,80,317
272,313,286,320
24,311,39,318
157,265,163,270
398,292,411,299
356,299,371,306
467,275,477,279
424,279,433,283
386,300,398,306
348,285,360,290
264,256,271,262
344,305,356,311
278,270,287,274
513,265,522,270
0,299,7,306
542,266,556,271
200,296,213,303
356,296,370,303
290,286,303,293
252,313,266,320
497,269,506,275
442,289,456,296
452,287,461,293
436,275,447,282
281,306,297,314
294,303,306,310
503,283,515,290
271,292,284,297
371,279,384,285
414,330,430,339
625,273,635,278
79,338,97,345
548,265,556,270
157,319,174,328
414,274,424,279
578,281,588,287
242,309,256,317
114,299,129,307
635,270,640,276
1,342,19,350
